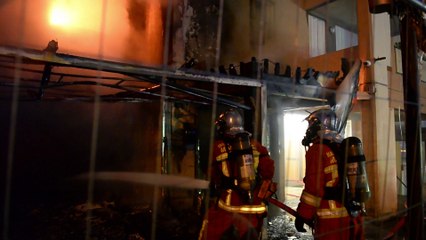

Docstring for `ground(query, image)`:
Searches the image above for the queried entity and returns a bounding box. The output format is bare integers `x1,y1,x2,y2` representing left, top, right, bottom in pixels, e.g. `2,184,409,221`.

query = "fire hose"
267,197,314,228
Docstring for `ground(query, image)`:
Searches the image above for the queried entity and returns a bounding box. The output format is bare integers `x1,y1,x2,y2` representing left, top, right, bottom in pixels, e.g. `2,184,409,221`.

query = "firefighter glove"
295,216,307,232
257,179,277,200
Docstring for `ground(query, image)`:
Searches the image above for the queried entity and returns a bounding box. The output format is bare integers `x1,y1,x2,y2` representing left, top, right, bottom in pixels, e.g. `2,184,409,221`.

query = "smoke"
124,0,165,66
0,0,168,66
220,0,309,72
127,0,149,32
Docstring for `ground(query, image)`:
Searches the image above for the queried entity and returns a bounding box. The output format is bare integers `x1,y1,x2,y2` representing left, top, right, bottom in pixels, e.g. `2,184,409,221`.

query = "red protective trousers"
297,142,356,240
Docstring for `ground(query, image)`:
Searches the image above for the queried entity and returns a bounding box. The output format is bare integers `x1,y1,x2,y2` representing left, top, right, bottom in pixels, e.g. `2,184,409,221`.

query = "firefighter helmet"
215,109,250,138
302,109,340,146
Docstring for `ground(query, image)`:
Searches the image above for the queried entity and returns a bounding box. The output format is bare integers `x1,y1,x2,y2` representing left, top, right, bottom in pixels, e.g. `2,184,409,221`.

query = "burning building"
0,0,425,239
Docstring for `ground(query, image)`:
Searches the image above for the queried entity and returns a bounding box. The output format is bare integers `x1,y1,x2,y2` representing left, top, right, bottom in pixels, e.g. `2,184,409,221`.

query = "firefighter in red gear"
295,108,368,240
198,109,276,240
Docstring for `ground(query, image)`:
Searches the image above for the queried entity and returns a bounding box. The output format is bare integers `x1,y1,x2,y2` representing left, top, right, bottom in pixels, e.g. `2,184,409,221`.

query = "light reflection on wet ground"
266,185,314,239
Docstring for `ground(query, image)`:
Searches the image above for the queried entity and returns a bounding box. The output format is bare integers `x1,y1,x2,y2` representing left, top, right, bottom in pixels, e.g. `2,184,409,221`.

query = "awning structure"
0,44,262,110
265,59,361,133
0,43,359,116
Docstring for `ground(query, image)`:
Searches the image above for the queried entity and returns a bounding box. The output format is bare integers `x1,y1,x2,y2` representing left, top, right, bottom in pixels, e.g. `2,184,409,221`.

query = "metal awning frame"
0,45,261,109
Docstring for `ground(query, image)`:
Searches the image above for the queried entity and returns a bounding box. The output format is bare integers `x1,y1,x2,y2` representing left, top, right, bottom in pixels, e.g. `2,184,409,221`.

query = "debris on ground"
267,214,313,240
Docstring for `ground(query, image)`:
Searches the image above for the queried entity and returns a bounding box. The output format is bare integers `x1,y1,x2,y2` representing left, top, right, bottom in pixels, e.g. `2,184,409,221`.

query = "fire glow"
0,0,165,65
49,1,77,28
48,0,105,32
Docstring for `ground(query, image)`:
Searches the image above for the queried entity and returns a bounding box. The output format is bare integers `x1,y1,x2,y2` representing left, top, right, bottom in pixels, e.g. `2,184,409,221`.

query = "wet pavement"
5,181,424,240
265,185,425,240
265,185,313,240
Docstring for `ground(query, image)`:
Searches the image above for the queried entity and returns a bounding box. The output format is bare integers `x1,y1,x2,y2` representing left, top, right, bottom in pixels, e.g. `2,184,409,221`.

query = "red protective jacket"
199,139,275,240
296,140,352,240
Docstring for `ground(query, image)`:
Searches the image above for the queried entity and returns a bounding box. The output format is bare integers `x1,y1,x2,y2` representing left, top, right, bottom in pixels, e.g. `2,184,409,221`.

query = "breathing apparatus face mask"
302,119,321,146
302,109,338,146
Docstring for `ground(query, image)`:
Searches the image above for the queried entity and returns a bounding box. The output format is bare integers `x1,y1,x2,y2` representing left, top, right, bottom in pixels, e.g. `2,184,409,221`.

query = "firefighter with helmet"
296,108,370,240
198,109,276,240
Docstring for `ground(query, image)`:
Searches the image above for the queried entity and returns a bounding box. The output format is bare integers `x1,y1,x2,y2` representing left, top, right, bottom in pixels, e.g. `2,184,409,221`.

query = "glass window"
308,14,326,57
335,25,358,51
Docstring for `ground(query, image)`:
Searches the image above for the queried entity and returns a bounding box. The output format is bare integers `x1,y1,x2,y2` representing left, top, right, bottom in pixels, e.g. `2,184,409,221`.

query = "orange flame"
48,0,103,32
49,4,72,27
0,0,165,65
